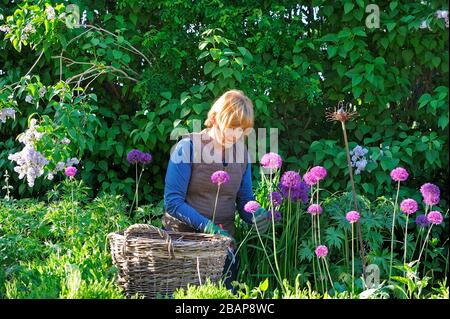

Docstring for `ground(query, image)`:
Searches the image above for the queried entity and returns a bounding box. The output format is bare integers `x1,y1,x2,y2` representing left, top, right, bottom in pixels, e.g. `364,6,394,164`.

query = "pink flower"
64,166,77,178
310,166,327,181
390,167,409,182
307,204,323,216
315,245,328,258
260,152,282,171
346,210,360,223
211,170,230,185
400,199,418,215
420,183,440,206
427,211,443,225
244,201,261,214
303,171,318,186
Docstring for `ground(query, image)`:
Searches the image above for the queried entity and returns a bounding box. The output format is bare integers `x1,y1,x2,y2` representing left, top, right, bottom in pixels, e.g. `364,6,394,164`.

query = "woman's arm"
236,161,255,224
164,138,210,231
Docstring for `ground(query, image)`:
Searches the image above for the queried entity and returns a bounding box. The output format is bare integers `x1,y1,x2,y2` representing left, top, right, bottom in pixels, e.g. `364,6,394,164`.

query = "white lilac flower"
25,95,33,103
18,119,43,145
46,6,56,20
436,10,448,20
0,25,11,33
8,145,49,187
61,137,71,145
38,87,47,97
0,108,16,123
66,157,79,166
55,161,65,171
350,145,372,175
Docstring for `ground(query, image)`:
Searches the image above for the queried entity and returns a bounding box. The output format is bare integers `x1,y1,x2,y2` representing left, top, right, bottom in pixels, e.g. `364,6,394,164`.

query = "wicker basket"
107,224,231,298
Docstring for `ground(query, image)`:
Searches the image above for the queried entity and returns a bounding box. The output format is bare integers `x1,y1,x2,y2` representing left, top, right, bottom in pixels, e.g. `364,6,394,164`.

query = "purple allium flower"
284,180,309,204
390,167,409,182
310,166,327,181
267,191,283,207
65,166,77,178
315,245,328,258
427,211,444,225
400,199,418,215
140,152,152,165
415,214,430,228
307,204,323,216
303,171,318,186
267,210,282,221
279,171,301,190
420,183,440,206
244,201,261,214
211,170,230,185
260,152,282,171
127,149,143,164
346,210,360,223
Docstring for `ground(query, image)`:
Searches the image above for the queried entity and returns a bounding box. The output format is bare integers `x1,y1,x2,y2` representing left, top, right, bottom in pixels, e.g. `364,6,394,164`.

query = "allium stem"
341,121,367,275
403,215,409,267
253,217,283,288
417,225,433,269
311,215,318,289
294,202,300,271
135,163,139,209
269,172,284,293
351,223,355,296
389,181,401,279
323,257,335,290
284,188,291,279
212,184,221,225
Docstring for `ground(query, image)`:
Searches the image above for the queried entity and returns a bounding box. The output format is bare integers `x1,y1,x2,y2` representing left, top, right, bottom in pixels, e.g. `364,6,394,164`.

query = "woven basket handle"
123,224,175,258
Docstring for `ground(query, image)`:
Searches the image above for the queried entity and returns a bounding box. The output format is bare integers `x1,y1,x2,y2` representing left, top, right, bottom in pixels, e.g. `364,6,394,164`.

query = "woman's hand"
204,221,236,246
252,208,270,233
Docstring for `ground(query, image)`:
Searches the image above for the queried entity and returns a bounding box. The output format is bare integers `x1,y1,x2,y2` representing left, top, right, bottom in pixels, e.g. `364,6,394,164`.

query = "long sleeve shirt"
163,137,254,232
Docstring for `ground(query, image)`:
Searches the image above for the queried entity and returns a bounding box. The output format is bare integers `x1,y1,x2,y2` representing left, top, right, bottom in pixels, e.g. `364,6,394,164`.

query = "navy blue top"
163,137,254,231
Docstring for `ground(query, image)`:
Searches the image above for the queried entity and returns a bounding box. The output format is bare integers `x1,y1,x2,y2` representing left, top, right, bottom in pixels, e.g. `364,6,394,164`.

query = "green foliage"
0,180,164,299
1,0,448,206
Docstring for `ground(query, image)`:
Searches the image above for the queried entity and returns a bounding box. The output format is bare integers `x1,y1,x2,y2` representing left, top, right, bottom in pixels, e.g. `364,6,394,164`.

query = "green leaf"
260,278,269,292
344,2,355,14
193,104,203,114
438,115,449,129
204,61,215,75
161,91,172,100
386,22,396,32
327,46,338,58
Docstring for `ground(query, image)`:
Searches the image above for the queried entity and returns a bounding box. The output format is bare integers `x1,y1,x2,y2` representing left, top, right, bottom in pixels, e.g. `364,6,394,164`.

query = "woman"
163,89,270,290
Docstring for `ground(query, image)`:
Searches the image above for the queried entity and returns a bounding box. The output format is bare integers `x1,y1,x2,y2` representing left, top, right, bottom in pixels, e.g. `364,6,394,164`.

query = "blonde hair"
205,89,254,132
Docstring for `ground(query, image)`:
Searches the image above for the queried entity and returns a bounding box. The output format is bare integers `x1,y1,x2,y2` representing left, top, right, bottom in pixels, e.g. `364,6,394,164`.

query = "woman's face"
214,126,244,148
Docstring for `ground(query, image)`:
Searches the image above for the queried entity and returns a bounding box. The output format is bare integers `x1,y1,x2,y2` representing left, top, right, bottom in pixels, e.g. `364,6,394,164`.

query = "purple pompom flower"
211,170,230,185
400,199,418,215
390,167,409,182
420,183,440,206
346,210,360,223
268,191,283,207
427,211,444,225
307,204,323,216
260,152,282,171
244,201,261,214
279,171,301,189
127,149,143,164
65,166,77,178
303,171,318,186
267,210,282,221
415,214,430,228
288,181,309,204
310,166,327,181
140,152,152,165
315,245,328,258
